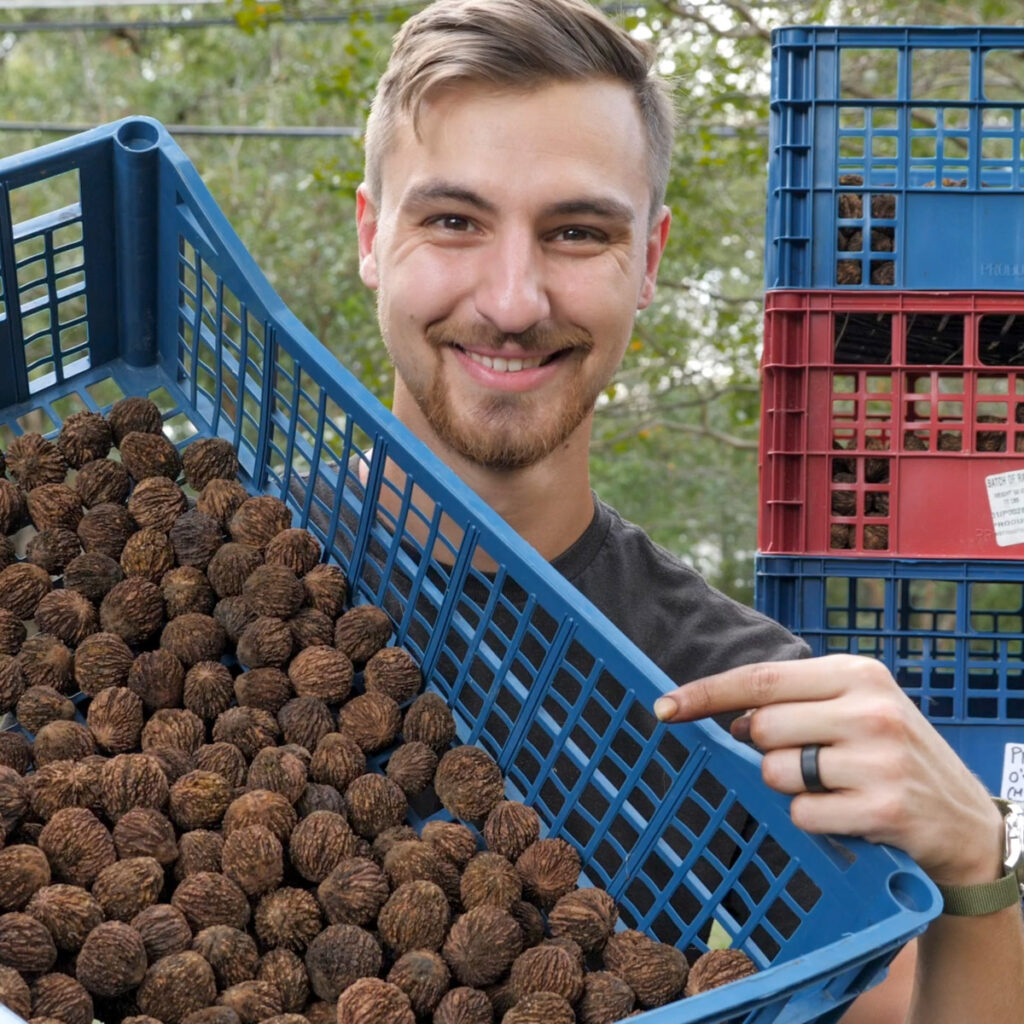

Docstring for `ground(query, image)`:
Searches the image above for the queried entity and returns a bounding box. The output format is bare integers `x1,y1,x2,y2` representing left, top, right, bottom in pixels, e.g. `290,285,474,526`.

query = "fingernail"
731,714,751,742
653,696,677,721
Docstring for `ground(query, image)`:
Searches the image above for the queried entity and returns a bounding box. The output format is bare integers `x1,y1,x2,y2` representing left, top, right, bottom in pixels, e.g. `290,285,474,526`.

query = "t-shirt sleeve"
565,506,809,689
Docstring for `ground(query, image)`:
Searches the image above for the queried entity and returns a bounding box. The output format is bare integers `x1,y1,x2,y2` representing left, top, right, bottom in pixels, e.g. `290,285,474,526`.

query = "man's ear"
356,183,380,290
638,205,671,310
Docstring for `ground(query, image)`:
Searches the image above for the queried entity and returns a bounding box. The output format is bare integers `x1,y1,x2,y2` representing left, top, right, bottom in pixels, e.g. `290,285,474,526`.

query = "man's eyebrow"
542,197,636,224
401,182,497,213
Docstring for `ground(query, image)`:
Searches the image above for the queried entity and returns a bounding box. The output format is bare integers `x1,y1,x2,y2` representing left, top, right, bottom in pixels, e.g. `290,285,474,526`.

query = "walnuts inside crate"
0,399,757,1024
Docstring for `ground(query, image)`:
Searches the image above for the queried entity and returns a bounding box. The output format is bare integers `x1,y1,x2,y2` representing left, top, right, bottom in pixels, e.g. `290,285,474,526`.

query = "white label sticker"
1002,742,1024,802
985,469,1024,547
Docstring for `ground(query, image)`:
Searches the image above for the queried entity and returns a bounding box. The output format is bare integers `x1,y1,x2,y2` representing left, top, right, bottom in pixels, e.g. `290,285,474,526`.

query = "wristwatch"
935,798,1024,917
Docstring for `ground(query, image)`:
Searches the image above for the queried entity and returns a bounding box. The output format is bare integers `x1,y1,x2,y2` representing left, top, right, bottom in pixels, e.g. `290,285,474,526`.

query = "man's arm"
653,654,1024,1023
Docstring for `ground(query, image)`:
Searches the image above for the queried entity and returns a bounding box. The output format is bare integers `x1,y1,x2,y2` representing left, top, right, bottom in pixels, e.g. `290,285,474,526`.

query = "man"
354,0,1024,1019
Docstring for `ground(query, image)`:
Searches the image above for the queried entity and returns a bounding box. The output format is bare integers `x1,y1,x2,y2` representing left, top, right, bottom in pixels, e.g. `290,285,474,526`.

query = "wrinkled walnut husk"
6,433,67,492
333,604,392,666
100,577,165,646
228,496,292,550
162,564,218,619
75,919,148,997
547,887,618,954
335,977,414,1024
191,924,260,990
64,551,123,603
74,457,131,508
171,871,251,933
434,745,505,821
315,856,390,928
502,990,575,1024
301,562,347,618
484,801,541,863
387,948,451,1017
377,879,451,956
256,948,309,1015
17,632,74,693
442,904,523,988
289,811,358,885
57,410,112,468
136,949,218,1024
221,823,285,898
253,886,323,953
515,838,582,910
182,437,241,492
402,692,457,752
131,902,193,962
344,773,407,839
169,509,224,570
603,929,689,1008
86,686,145,754
508,943,584,1004
128,476,188,532
286,645,352,704
27,482,83,532
120,431,183,482
684,947,757,996
25,527,81,575
337,691,401,754
32,968,94,1024
460,851,522,913
108,396,164,444
264,528,321,576
196,478,248,528
304,922,381,1002
433,986,494,1024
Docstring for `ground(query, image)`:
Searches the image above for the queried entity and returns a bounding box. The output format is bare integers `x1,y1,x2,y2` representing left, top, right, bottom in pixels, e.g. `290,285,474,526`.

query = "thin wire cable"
0,120,363,137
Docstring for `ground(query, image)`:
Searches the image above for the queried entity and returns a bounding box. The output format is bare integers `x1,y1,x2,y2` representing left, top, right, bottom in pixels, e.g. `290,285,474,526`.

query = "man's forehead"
379,78,651,213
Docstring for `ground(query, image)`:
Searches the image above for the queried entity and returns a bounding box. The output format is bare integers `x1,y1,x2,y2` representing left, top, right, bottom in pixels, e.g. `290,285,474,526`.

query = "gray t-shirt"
551,496,808,687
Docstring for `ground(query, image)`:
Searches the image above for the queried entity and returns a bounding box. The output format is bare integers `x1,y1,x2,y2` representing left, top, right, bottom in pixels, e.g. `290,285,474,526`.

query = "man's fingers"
654,657,853,723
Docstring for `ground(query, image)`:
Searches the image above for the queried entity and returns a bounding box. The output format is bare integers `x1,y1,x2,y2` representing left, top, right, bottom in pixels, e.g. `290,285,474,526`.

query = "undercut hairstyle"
363,0,676,222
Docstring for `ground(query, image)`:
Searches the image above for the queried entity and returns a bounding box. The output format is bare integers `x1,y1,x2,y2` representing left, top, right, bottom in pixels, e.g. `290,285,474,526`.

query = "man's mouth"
456,347,565,373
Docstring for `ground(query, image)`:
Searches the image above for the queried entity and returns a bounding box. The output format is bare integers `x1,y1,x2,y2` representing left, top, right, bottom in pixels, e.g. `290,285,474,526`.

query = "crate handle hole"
116,119,160,153
888,869,937,913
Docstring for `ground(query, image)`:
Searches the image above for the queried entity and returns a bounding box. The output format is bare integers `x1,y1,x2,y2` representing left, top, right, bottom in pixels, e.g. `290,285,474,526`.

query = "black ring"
800,743,828,793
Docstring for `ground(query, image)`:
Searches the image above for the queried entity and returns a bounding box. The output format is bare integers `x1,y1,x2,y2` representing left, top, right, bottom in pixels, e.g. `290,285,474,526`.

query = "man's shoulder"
554,498,809,686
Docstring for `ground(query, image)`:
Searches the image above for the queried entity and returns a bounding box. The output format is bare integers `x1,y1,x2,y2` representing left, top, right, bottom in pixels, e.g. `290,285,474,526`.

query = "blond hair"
364,0,675,221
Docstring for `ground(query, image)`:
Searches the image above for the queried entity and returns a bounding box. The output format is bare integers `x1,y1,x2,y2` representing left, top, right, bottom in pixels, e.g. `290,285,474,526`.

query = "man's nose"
473,230,551,335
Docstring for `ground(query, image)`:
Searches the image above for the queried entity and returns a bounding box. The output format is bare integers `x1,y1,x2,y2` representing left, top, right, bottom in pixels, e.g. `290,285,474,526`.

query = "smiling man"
354,2,1024,1021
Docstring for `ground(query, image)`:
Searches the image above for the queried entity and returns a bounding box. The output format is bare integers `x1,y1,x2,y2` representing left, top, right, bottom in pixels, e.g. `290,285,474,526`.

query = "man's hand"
653,654,1003,887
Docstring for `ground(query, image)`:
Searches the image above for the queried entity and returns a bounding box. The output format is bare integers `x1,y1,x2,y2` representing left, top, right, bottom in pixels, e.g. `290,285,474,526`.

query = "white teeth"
465,350,546,372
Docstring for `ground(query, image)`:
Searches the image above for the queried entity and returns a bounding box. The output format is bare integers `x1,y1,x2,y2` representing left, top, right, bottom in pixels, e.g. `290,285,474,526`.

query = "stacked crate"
756,27,1024,798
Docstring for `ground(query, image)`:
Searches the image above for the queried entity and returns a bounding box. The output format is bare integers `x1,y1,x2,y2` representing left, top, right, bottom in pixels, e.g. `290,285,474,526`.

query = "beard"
403,319,601,471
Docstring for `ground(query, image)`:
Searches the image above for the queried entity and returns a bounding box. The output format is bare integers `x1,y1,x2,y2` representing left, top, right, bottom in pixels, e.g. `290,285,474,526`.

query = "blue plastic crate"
0,119,941,1023
756,553,1024,797
767,25,1024,290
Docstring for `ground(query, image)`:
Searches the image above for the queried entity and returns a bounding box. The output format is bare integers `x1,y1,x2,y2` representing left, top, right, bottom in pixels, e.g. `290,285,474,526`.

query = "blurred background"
1,0,1019,603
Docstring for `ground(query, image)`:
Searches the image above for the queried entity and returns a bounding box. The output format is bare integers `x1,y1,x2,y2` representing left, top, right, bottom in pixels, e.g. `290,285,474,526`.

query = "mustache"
425,320,594,355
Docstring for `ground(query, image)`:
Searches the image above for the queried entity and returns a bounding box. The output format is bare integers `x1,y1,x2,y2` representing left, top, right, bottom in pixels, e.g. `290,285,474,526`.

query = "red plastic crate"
759,290,1024,558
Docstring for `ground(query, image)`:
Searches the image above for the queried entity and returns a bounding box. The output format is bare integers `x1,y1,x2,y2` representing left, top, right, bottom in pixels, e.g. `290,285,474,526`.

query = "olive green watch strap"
935,870,1022,917
935,798,1024,917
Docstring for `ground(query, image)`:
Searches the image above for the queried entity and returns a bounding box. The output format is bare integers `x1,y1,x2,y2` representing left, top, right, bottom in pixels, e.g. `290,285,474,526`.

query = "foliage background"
0,0,1017,603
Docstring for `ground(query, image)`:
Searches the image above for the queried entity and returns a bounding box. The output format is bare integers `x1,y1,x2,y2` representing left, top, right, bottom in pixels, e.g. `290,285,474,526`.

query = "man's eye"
432,215,473,232
557,226,604,243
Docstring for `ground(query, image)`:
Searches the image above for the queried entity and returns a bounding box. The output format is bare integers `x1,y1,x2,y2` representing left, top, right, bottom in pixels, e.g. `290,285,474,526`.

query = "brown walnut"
182,438,240,491
108,397,164,444
434,745,505,821
75,920,149,998
57,411,112,468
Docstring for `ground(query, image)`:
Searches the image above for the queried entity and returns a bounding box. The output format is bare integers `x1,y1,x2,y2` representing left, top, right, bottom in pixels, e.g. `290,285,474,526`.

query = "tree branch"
656,1,769,41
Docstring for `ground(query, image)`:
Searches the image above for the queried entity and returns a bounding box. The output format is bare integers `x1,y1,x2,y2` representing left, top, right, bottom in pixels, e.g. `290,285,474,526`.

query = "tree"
3,0,1021,600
